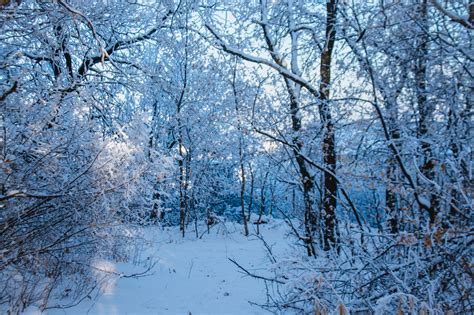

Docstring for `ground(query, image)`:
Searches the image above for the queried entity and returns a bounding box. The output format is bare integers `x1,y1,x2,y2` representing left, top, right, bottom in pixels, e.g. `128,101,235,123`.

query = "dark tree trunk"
178,142,186,236
258,2,317,255
290,94,316,256
232,64,249,236
256,171,268,235
385,148,399,234
0,82,16,196
296,153,317,256
246,165,254,222
319,0,338,251
384,88,401,234
416,0,439,226
239,159,249,236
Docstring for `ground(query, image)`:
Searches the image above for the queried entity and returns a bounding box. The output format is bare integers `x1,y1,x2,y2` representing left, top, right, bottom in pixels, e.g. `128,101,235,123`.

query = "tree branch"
228,258,285,284
429,0,473,29
205,24,320,99
77,10,173,77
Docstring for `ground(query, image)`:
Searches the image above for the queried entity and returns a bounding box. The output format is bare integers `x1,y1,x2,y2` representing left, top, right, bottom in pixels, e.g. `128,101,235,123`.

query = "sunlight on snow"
91,259,118,296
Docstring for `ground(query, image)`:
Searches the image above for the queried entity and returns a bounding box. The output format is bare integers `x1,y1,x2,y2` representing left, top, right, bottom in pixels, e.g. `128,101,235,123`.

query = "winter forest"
0,0,472,314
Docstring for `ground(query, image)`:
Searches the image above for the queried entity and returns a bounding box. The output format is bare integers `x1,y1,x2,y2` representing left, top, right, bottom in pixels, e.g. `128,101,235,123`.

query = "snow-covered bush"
261,226,472,314
0,88,158,312
0,1,167,312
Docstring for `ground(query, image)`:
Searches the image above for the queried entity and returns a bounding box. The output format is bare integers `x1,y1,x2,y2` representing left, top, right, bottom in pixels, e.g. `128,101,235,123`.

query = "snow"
42,221,290,315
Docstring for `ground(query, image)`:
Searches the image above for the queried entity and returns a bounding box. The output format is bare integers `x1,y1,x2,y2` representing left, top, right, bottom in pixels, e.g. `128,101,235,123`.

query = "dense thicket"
1,0,472,313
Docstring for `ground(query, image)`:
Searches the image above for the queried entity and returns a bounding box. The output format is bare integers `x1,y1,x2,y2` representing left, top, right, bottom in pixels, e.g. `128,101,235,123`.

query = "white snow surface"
39,220,291,315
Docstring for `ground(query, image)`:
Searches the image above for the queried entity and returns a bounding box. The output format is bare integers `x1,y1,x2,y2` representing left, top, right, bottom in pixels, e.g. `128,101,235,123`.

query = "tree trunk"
385,141,399,234
239,158,249,236
319,0,338,251
416,0,439,226
384,73,401,234
256,172,268,235
0,82,16,196
246,164,254,222
232,64,249,236
178,137,186,237
288,88,316,255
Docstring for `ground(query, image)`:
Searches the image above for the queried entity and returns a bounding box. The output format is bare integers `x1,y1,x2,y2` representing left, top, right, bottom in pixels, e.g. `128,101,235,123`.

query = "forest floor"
40,219,292,315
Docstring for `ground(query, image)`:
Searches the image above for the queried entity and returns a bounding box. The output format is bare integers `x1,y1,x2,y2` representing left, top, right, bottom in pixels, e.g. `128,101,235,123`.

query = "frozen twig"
228,258,285,284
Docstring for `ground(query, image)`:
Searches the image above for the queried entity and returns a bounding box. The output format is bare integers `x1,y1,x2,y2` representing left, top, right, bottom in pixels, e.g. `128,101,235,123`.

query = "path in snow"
48,220,290,315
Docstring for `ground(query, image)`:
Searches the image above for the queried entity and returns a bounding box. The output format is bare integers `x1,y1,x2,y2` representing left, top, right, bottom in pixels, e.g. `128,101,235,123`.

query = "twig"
228,258,285,284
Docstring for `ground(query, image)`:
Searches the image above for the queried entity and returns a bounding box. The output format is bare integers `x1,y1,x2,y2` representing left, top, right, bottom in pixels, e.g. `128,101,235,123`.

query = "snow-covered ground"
41,220,291,315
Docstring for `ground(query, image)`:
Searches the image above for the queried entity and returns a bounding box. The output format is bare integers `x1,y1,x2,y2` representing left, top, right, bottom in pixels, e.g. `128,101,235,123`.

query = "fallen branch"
228,258,285,284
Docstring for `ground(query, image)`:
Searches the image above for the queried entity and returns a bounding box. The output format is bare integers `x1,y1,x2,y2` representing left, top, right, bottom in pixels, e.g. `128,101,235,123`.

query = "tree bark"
232,64,249,236
246,164,254,222
319,0,338,251
416,0,439,226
